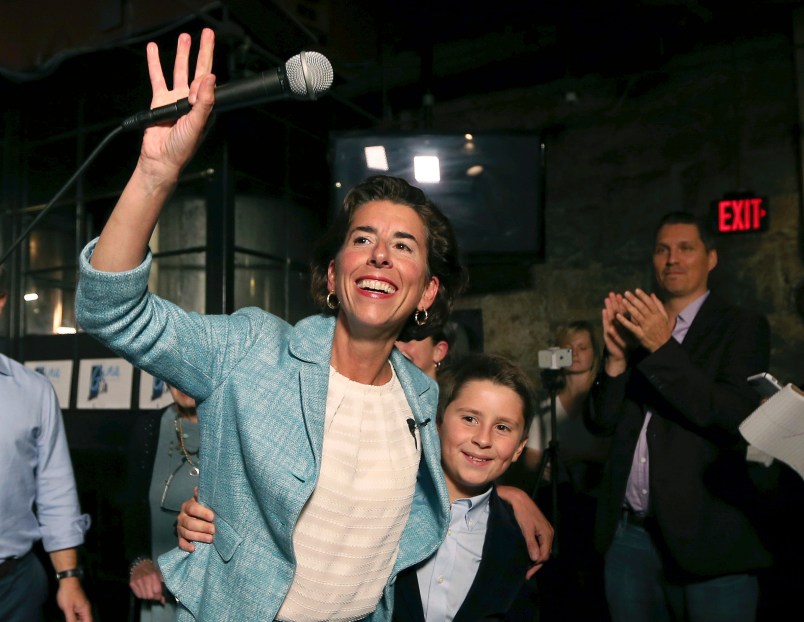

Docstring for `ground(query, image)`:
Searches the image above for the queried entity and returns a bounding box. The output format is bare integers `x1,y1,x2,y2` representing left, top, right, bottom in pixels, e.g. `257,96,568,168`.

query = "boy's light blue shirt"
417,488,492,622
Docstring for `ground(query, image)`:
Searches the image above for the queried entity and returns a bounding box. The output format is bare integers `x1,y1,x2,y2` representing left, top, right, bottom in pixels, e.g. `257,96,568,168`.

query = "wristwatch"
55,567,84,580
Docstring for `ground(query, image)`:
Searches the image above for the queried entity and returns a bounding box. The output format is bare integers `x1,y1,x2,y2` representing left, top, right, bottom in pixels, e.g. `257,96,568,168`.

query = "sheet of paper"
740,384,804,480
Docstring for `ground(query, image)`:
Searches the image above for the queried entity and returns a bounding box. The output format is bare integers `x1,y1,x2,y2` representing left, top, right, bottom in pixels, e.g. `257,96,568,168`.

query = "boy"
393,353,538,621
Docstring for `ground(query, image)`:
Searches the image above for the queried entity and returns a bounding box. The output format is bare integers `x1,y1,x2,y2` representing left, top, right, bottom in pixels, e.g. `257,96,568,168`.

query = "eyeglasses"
160,459,200,512
161,414,201,511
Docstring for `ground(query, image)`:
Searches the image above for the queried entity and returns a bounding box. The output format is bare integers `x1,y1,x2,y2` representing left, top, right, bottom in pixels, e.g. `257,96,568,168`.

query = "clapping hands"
602,288,672,375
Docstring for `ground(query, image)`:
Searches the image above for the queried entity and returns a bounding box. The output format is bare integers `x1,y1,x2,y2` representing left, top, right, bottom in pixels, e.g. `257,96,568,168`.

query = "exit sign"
710,194,769,234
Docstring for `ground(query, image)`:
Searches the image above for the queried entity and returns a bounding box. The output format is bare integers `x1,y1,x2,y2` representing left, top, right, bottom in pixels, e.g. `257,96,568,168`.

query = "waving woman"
76,28,555,622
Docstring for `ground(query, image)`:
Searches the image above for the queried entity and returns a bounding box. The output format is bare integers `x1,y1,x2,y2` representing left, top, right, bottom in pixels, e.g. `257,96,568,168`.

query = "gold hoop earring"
414,308,428,326
326,292,339,310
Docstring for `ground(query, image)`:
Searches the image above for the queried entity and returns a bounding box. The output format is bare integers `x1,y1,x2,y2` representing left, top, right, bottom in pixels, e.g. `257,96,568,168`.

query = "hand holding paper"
740,383,804,480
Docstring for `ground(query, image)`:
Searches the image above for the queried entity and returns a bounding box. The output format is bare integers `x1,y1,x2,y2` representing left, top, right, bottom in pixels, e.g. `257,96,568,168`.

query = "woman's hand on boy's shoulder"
496,485,554,578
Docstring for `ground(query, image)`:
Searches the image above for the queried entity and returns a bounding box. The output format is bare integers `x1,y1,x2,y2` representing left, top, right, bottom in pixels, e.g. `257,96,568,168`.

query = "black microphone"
407,418,418,450
406,418,431,450
121,50,334,131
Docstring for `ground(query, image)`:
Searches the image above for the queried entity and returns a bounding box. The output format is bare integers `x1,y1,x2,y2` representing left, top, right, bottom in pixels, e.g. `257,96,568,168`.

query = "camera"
538,347,573,370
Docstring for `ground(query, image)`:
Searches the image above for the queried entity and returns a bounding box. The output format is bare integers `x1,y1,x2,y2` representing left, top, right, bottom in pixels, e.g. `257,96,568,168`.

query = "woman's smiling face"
327,200,438,338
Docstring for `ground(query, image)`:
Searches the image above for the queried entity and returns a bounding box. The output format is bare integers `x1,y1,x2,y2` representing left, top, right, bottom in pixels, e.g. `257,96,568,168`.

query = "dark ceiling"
1,0,801,130
0,1,801,292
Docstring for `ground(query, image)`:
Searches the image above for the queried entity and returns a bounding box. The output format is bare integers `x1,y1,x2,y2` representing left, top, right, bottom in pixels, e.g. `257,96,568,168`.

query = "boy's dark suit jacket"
393,485,538,621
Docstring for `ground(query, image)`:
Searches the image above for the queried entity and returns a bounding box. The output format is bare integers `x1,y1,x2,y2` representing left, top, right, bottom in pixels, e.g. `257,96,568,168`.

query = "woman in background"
524,320,610,622
127,385,198,622
525,320,607,486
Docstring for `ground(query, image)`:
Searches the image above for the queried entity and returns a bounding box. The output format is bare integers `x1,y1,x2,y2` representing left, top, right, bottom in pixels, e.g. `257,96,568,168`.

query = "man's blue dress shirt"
0,353,89,560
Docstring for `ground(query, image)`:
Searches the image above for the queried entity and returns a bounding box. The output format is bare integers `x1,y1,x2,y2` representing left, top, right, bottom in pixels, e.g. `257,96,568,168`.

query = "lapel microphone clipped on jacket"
406,418,431,450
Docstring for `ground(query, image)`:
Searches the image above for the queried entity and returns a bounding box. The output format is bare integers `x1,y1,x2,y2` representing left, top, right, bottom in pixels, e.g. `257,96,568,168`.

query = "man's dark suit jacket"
587,292,773,578
393,485,538,621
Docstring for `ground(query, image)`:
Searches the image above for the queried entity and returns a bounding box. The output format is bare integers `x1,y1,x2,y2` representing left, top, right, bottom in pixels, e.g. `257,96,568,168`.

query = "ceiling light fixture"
414,156,440,183
364,145,389,170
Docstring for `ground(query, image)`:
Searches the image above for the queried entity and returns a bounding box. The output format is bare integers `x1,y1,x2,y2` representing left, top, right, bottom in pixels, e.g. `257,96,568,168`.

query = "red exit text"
717,197,768,233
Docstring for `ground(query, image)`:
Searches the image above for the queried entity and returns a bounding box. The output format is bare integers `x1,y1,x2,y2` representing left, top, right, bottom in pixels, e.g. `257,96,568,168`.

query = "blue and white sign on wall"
138,370,175,410
76,358,133,409
24,359,74,409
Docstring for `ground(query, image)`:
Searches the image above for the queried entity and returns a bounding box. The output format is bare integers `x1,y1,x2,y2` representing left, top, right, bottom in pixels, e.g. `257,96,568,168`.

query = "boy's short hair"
436,352,536,439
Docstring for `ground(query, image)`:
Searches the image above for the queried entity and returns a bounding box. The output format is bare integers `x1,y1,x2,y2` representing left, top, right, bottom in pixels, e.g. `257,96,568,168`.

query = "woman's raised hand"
138,28,217,184
90,28,217,273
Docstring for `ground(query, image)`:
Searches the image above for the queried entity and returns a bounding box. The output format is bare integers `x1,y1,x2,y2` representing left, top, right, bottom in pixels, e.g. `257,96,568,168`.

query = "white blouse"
277,364,421,622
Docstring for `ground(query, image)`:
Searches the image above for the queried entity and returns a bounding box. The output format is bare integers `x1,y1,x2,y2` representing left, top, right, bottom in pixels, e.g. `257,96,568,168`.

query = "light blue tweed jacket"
75,240,450,621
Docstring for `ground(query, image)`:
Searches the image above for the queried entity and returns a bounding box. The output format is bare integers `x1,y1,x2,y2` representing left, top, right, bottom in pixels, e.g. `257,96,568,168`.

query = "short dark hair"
396,319,458,346
655,210,715,250
310,175,468,341
436,352,536,440
0,265,7,296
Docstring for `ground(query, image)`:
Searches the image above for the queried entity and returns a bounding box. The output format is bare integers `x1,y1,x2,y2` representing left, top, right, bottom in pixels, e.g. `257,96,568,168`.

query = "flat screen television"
329,131,545,269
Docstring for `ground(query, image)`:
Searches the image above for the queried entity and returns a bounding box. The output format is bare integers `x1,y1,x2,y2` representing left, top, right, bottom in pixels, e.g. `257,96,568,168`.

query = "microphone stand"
0,126,124,268
532,367,565,558
1,50,335,269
